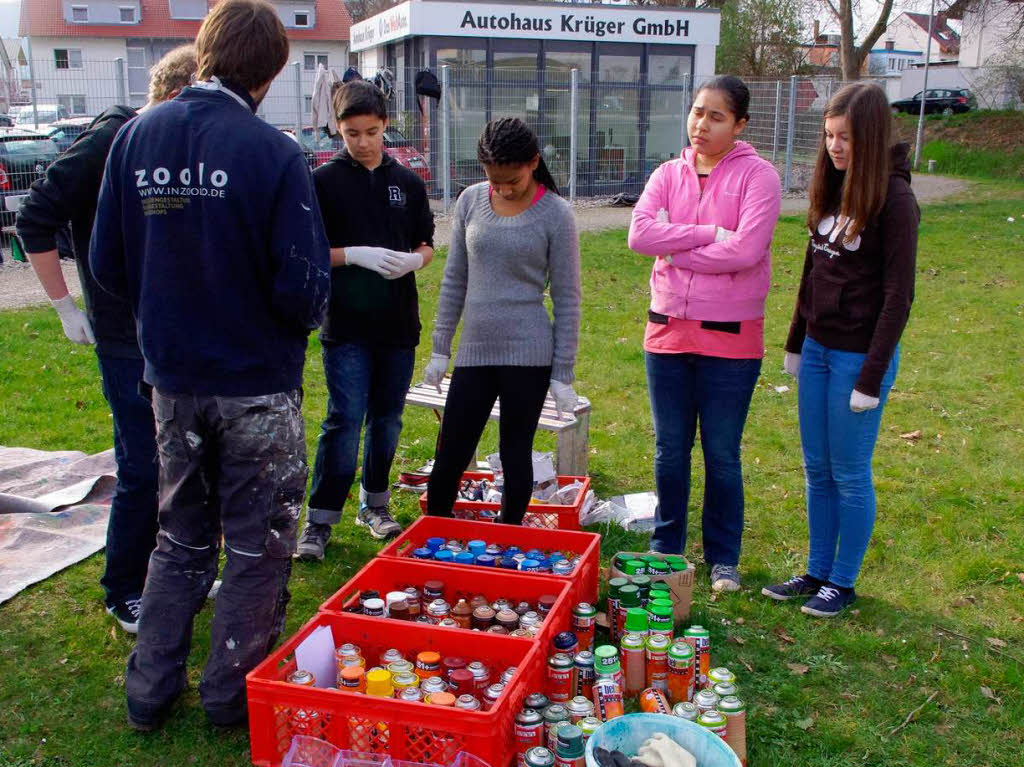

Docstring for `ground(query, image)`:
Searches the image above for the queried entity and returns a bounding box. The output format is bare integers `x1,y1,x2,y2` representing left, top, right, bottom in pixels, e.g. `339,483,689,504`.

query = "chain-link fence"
6,59,875,213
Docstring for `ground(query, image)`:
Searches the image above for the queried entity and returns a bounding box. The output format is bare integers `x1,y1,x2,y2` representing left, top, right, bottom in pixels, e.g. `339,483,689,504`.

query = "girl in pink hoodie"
628,75,781,592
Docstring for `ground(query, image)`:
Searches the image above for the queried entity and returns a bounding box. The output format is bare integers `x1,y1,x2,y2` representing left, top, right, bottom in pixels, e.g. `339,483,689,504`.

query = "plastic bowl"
584,713,742,767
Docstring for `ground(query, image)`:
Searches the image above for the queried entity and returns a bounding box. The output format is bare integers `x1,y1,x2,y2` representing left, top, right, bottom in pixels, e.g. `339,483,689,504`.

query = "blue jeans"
96,354,159,606
308,343,415,524
799,336,898,588
646,352,762,563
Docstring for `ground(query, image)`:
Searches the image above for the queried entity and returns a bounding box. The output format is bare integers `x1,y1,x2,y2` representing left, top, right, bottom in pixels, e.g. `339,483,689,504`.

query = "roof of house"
19,0,351,42
901,11,961,53
2,39,26,64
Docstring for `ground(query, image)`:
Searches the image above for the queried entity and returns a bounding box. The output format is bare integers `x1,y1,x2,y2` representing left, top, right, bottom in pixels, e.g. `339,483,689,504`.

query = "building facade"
17,0,352,125
351,0,721,195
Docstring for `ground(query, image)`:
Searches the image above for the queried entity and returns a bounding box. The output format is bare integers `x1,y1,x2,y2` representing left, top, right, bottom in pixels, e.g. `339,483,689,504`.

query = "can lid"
649,580,672,592
521,558,541,569
649,597,674,610
618,584,640,606
556,724,584,756
594,645,619,660
428,692,456,706
684,624,709,636
365,669,393,696
648,604,674,619
340,666,365,681
718,695,746,713
669,640,695,658
594,645,621,673
424,579,445,592
649,561,671,573
632,575,652,589
698,710,727,725
646,633,671,649
538,595,558,609
454,552,475,563
573,602,597,615
417,650,441,665
624,607,649,632
608,577,629,593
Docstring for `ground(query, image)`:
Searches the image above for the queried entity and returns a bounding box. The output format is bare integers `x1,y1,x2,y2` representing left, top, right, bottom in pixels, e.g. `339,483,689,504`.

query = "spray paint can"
718,695,747,766
683,625,711,688
573,651,596,701
645,633,671,694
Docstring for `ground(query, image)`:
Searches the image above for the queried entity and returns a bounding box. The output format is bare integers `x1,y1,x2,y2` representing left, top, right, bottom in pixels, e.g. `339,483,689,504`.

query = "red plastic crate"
378,516,601,606
247,613,544,767
417,472,591,531
319,558,573,649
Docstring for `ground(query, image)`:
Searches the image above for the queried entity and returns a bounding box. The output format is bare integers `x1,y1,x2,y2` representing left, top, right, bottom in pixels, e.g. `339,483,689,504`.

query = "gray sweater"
432,183,581,383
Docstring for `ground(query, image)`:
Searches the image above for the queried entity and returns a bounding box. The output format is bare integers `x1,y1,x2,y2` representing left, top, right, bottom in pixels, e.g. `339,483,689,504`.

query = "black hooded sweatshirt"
16,105,139,358
785,143,919,397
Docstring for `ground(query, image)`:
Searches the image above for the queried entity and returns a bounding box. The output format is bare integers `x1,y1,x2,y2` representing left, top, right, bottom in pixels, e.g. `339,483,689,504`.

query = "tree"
821,0,896,80
716,0,805,76
343,0,401,25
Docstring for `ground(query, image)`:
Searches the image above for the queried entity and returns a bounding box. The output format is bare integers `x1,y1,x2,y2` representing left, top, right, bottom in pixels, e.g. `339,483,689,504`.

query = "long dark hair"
807,82,892,242
477,117,559,196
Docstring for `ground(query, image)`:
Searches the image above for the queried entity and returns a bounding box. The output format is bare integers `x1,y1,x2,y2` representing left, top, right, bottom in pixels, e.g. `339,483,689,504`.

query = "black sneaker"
762,574,825,601
106,596,142,634
356,506,402,541
801,583,856,618
295,522,332,561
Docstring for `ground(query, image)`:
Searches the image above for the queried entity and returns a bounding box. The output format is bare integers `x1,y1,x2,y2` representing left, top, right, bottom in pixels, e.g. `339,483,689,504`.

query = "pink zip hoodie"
628,140,782,322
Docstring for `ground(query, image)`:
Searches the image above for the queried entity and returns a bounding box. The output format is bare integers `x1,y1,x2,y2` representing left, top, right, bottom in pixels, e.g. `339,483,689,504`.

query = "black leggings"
427,365,551,525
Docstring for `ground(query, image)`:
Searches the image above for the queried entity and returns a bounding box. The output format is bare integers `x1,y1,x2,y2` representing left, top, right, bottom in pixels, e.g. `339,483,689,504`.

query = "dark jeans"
96,353,158,606
427,365,551,525
646,352,761,563
308,343,415,524
125,389,306,723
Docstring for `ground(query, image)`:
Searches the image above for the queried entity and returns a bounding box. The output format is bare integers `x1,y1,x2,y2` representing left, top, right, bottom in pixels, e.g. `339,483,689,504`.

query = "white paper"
532,451,556,484
294,624,337,689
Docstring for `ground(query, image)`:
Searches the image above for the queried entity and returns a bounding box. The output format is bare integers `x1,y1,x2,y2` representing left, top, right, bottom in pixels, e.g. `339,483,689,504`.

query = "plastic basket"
247,613,542,767
418,472,591,531
584,713,742,767
281,735,495,767
378,516,601,606
318,558,573,650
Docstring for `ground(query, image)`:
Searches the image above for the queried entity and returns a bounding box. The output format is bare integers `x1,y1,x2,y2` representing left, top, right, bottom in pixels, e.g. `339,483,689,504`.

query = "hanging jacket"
628,140,782,322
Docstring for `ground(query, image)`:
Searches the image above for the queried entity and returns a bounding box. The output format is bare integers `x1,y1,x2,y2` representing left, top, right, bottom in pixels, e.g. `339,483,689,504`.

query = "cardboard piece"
608,551,695,622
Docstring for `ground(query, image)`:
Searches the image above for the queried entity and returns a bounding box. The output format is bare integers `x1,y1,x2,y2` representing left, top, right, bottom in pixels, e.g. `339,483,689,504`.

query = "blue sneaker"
801,583,856,618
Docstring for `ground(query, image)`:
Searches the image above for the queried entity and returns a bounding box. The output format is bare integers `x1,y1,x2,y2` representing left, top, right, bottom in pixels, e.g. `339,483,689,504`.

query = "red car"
288,127,432,183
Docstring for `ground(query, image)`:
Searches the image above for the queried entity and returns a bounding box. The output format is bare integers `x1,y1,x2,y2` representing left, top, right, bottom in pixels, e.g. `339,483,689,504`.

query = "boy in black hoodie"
17,45,197,634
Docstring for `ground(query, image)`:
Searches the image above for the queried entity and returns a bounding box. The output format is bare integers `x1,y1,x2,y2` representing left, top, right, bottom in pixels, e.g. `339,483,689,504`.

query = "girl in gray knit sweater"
423,118,582,524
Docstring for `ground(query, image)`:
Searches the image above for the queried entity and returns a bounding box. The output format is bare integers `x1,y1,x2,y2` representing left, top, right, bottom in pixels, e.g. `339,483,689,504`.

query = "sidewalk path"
0,174,967,311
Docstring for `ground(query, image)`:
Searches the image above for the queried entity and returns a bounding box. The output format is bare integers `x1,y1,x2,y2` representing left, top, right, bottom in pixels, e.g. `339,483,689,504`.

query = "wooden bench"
405,376,591,476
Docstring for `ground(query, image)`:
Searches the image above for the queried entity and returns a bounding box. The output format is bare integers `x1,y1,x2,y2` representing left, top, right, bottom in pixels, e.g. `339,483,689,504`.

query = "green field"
0,181,1021,766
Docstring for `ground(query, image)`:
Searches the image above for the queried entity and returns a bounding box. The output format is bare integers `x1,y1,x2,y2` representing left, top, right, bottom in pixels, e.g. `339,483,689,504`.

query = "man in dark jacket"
89,0,329,730
17,44,197,635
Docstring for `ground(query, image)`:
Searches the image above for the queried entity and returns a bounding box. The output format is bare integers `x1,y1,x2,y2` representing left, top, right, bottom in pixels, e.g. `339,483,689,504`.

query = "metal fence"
7,59,872,209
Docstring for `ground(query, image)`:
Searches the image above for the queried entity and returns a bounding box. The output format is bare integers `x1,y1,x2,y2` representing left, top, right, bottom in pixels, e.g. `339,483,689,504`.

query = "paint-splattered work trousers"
125,389,307,725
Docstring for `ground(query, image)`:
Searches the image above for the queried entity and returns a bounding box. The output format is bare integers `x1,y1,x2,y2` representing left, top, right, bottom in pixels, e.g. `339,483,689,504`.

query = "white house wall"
960,0,1020,67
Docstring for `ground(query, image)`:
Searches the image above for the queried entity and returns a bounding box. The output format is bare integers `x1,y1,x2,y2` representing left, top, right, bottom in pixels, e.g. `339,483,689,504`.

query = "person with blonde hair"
16,43,197,636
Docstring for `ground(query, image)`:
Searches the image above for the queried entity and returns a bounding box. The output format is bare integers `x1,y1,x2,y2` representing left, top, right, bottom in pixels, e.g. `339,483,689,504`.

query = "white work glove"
715,226,735,242
343,246,403,278
383,249,423,280
549,380,578,419
783,352,801,378
423,353,449,392
634,733,697,767
51,295,95,345
850,389,880,413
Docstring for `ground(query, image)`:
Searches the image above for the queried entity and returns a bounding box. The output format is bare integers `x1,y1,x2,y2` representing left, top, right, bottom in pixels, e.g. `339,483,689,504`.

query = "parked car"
382,127,432,184
891,88,976,116
0,127,59,235
45,117,95,154
0,114,13,128
285,126,433,184
10,103,72,129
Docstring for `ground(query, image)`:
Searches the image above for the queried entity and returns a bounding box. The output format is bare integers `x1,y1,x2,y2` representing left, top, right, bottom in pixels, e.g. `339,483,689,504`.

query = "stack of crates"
247,515,601,767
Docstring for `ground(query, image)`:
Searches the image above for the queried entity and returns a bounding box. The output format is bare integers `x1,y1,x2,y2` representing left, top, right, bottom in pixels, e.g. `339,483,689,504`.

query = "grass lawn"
0,182,1021,767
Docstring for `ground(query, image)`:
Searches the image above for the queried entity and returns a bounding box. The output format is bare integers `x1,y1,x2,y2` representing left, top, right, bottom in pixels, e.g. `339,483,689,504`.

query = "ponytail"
477,117,560,197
